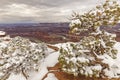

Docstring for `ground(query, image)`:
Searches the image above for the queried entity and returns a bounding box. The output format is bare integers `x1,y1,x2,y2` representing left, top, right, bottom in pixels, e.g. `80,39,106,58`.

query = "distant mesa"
0,23,119,43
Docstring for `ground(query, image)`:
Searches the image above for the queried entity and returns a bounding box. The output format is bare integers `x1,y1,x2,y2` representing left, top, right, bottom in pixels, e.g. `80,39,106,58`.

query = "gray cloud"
0,0,110,23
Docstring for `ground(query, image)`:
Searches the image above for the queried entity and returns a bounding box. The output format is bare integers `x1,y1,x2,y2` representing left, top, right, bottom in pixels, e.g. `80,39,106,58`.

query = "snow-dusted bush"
59,0,120,78
59,30,118,77
0,36,48,80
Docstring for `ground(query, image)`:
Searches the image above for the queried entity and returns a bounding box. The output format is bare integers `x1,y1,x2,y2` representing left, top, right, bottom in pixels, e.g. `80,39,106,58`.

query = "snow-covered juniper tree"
0,36,48,80
69,0,120,33
59,0,120,78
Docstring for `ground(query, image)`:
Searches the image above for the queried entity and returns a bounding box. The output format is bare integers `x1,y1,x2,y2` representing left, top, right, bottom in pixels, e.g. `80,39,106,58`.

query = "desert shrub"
59,30,118,77
0,36,48,80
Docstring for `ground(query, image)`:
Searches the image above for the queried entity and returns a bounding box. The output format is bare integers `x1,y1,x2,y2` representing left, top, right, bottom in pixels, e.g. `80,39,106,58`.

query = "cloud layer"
0,0,108,23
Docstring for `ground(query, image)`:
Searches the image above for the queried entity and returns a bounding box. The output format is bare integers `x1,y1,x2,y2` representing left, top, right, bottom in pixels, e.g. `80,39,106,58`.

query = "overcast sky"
0,0,110,23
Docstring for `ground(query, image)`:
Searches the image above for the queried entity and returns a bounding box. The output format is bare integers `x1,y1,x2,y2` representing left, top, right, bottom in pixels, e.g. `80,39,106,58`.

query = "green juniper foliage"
59,0,120,78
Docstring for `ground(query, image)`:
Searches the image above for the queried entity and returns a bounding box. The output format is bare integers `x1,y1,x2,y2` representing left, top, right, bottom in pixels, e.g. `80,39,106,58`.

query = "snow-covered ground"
0,37,120,80
3,42,120,80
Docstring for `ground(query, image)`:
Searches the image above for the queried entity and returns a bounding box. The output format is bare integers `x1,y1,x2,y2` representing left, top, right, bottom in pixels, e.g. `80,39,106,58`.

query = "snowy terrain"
0,35,120,80
7,42,120,80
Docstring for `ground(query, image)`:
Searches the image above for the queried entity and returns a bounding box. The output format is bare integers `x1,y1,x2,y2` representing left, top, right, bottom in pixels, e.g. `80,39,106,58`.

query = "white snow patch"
29,51,59,80
77,57,89,63
0,31,6,36
28,65,48,80
44,51,60,67
69,19,81,28
7,73,26,80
